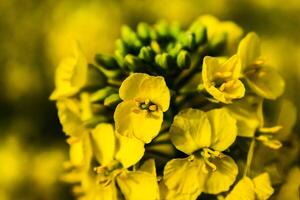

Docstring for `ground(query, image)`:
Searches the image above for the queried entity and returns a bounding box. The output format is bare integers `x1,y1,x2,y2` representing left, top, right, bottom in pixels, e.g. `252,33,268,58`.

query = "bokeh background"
0,0,299,199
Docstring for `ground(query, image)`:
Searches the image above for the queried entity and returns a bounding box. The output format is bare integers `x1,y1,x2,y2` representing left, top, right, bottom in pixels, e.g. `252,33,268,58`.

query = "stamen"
203,156,217,172
149,105,158,111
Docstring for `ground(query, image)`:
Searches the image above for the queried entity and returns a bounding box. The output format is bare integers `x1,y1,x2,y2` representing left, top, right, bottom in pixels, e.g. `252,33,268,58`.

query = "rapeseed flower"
202,55,245,103
164,108,238,198
238,33,285,99
89,123,159,200
114,73,170,143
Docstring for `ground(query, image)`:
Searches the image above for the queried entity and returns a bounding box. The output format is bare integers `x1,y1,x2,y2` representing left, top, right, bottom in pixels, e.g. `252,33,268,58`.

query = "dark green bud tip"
139,46,155,62
180,32,196,50
177,50,191,69
155,53,172,70
124,54,143,71
194,26,207,45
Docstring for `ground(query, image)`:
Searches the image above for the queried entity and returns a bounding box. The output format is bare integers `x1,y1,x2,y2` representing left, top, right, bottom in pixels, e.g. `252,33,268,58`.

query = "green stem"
244,137,256,177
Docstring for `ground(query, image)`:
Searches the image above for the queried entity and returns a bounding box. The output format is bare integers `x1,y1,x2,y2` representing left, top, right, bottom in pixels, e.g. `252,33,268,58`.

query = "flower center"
212,71,233,89
138,99,159,112
200,148,224,173
94,161,123,186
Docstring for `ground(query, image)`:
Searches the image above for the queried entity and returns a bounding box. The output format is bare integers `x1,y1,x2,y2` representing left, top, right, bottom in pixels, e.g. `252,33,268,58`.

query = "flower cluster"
51,15,286,200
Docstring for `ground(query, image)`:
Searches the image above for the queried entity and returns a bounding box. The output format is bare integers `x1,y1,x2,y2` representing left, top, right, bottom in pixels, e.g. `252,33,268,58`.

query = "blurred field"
0,0,299,199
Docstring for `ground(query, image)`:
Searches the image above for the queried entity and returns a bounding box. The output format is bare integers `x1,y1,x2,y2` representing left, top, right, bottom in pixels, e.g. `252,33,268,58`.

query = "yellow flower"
114,73,170,143
192,15,243,53
50,44,88,100
238,32,285,99
202,55,245,103
164,108,238,198
226,173,274,200
88,123,159,200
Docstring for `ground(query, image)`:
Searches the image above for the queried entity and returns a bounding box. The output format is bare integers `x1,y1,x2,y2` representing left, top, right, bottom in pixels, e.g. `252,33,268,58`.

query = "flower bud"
139,46,155,62
177,50,191,69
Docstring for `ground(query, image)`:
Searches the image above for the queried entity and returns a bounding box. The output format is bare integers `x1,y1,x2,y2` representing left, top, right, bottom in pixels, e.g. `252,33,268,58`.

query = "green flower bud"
180,32,196,50
104,94,121,107
124,54,144,71
121,25,142,49
194,26,207,45
155,21,169,38
177,50,191,69
139,46,155,62
115,39,128,56
91,86,118,103
155,53,172,70
137,22,152,40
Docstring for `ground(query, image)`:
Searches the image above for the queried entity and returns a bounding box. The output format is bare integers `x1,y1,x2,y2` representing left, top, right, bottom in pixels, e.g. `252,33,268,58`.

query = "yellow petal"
164,156,204,196
169,108,211,154
226,95,263,137
274,99,297,141
238,32,261,69
131,109,163,144
114,101,163,143
57,99,85,138
119,73,149,101
50,44,88,100
252,173,274,200
83,176,118,200
119,73,170,111
202,155,238,194
115,134,145,168
221,55,242,79
69,134,92,169
90,123,115,166
245,66,285,100
117,170,159,200
206,108,237,151
225,177,255,200
159,180,200,200
69,140,84,167
202,56,222,84
139,75,170,111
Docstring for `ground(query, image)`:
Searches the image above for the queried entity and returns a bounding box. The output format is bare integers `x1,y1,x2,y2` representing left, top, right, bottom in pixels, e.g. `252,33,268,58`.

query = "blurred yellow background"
0,0,299,199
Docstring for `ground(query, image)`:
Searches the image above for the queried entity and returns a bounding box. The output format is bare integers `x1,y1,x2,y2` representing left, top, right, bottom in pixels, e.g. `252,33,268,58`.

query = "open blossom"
88,123,159,200
163,108,238,198
114,73,170,143
238,32,285,99
202,55,245,103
